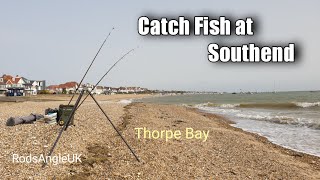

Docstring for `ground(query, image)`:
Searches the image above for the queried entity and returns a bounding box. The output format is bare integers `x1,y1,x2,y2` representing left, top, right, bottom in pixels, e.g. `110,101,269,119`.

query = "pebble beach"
0,94,319,179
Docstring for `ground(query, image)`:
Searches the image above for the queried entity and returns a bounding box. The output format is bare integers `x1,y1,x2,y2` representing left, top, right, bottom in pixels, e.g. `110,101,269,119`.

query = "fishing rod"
43,29,114,167
68,27,114,105
76,47,137,110
62,47,140,161
43,31,141,168
44,86,140,167
44,48,141,168
45,47,140,163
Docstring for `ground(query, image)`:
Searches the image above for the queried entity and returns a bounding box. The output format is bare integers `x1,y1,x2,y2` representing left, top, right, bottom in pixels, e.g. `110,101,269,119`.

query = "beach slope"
0,99,319,179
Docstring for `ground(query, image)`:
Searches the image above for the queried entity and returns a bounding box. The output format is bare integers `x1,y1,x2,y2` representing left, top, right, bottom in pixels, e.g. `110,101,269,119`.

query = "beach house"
22,77,46,95
0,77,6,96
117,86,147,94
91,86,105,95
47,81,78,94
2,75,24,96
0,74,46,96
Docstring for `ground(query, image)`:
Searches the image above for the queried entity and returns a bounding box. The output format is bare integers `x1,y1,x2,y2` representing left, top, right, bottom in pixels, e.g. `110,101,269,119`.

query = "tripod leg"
42,90,85,168
88,92,140,162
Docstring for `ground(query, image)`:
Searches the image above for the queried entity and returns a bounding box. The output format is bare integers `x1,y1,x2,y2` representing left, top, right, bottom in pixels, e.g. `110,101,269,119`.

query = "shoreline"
189,107,320,164
193,107,320,158
138,94,320,158
120,102,320,179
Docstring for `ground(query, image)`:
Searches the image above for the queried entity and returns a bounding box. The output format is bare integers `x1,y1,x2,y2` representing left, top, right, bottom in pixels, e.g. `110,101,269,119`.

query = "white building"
0,74,46,96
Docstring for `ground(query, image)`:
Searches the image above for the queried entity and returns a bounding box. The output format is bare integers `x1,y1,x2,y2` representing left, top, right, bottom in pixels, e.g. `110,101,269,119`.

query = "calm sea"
137,91,320,157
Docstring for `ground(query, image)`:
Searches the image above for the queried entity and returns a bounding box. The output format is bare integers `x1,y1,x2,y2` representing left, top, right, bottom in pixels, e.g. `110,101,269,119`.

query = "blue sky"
0,1,319,92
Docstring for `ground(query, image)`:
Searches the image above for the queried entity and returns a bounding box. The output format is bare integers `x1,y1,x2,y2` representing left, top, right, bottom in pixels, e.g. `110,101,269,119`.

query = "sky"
0,1,319,92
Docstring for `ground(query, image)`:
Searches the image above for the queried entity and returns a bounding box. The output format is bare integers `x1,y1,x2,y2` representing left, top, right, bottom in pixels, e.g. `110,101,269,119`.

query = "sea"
137,91,320,157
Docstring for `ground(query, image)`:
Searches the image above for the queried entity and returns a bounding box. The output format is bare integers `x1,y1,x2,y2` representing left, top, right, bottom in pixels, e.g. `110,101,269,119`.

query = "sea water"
137,91,320,157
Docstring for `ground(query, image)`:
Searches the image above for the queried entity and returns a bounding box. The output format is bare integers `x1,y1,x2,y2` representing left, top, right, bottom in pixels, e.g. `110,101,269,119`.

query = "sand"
0,95,319,179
